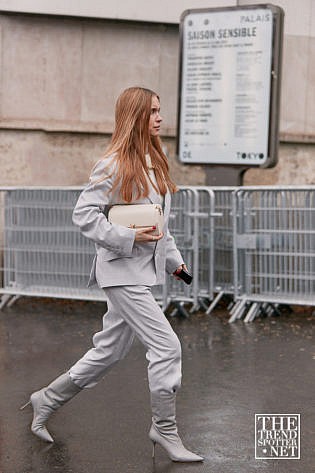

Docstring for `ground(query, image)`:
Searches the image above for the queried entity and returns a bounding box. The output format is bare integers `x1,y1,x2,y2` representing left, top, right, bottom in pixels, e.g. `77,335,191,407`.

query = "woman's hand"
134,226,164,243
173,264,188,279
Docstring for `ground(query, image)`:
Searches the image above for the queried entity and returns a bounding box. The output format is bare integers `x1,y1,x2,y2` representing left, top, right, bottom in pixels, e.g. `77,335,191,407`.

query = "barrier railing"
230,186,315,322
1,186,315,322
204,187,236,314
0,187,106,309
164,186,216,316
0,186,217,314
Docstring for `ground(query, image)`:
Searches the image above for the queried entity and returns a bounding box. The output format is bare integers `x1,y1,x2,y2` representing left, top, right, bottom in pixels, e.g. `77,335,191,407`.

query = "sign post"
177,4,284,184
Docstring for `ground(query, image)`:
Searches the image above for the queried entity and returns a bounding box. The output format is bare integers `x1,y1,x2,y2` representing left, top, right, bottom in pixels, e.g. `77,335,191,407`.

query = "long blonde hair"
100,87,177,203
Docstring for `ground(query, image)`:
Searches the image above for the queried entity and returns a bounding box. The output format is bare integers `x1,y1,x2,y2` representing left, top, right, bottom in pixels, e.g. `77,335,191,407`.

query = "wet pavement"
0,297,314,473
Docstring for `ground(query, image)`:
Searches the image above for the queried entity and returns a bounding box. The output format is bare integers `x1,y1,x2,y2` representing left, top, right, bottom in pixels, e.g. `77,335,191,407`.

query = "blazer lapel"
147,187,171,260
163,190,170,220
147,188,162,205
147,187,170,216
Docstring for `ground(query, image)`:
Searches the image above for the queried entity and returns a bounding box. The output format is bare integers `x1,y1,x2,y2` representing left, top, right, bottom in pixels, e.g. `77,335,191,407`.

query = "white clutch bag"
108,204,164,236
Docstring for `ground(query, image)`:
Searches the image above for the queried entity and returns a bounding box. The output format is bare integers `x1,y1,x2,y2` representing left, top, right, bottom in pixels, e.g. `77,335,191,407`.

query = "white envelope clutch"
108,204,164,236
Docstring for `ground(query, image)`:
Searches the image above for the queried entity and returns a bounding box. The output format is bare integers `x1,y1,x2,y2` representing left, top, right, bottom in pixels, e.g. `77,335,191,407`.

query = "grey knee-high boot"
21,372,82,443
149,392,204,462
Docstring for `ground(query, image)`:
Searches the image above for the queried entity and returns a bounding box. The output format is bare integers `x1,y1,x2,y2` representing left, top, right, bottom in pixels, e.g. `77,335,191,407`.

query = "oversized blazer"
72,156,184,288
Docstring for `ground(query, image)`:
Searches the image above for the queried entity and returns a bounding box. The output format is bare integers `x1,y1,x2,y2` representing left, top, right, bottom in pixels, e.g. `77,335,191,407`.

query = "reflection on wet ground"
0,297,314,473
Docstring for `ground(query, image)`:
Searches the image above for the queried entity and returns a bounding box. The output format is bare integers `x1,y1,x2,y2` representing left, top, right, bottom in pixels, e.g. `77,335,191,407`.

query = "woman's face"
149,96,162,136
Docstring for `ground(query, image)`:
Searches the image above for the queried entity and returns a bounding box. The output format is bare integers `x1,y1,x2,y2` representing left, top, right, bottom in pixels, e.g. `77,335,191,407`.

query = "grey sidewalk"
0,297,314,473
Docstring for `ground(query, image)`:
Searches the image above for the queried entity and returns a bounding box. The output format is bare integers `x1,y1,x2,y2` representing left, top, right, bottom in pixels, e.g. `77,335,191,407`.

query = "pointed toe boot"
149,392,204,462
21,372,82,442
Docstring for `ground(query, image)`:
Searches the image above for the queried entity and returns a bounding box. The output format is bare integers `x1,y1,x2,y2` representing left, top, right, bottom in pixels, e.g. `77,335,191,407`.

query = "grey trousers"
69,285,182,395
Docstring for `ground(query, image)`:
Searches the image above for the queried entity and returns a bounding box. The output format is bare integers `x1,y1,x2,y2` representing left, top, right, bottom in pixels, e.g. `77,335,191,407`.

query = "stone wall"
0,4,314,187
241,0,315,185
244,143,315,185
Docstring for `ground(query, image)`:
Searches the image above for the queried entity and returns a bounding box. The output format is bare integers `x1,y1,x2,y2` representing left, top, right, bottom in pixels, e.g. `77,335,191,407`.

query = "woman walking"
21,87,203,462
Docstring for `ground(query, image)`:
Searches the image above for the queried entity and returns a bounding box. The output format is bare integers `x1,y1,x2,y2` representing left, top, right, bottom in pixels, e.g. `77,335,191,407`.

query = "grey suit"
72,158,184,288
69,157,183,395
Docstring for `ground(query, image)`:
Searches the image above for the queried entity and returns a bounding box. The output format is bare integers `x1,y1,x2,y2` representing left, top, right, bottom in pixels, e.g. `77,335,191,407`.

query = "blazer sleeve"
164,229,185,274
72,159,136,256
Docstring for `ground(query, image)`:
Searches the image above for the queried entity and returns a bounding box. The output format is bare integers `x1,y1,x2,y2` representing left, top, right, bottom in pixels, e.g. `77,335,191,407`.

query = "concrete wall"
0,130,205,186
0,13,205,186
241,0,315,184
0,0,235,24
0,1,315,187
0,15,179,134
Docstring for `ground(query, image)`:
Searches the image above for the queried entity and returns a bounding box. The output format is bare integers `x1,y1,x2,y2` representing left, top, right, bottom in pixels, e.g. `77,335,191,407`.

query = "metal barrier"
0,186,217,313
0,187,106,309
163,187,216,316
163,187,197,316
230,186,315,322
2,185,315,321
0,186,218,314
204,187,236,314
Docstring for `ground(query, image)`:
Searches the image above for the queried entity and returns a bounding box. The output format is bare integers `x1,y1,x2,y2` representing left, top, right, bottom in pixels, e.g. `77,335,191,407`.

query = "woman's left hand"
173,264,188,279
134,227,164,243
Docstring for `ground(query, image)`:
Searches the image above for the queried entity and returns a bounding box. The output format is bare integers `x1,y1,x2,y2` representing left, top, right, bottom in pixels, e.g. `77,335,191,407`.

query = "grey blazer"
72,157,184,288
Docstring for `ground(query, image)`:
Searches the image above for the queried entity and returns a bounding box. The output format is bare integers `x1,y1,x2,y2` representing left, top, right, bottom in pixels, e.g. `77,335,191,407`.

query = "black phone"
175,269,193,285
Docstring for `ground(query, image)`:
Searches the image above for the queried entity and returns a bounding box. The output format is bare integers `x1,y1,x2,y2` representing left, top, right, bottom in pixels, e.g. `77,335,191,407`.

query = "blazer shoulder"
89,154,118,183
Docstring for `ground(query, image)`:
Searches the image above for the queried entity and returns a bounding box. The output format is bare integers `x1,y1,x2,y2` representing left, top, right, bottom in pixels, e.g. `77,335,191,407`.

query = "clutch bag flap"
108,204,164,236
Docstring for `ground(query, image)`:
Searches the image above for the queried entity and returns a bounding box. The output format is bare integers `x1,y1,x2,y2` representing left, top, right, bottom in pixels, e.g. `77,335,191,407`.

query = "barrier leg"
197,297,212,312
229,299,247,323
172,301,190,318
206,291,224,315
0,294,15,310
244,302,260,323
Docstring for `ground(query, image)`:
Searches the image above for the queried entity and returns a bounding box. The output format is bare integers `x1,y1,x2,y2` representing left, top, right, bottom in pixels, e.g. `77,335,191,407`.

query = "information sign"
178,5,283,166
